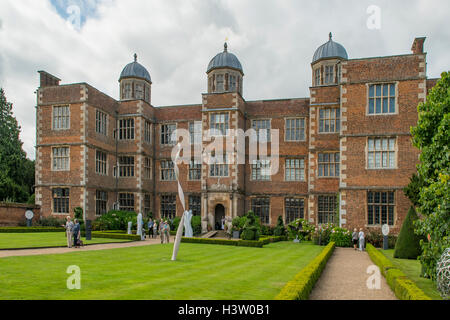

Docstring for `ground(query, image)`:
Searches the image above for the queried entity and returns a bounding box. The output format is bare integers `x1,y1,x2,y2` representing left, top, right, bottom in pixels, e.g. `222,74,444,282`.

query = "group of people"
352,228,366,251
146,218,171,244
63,216,82,248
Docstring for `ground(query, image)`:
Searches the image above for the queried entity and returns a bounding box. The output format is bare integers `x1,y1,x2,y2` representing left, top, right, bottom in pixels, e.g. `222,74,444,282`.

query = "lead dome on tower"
119,54,152,83
207,43,243,74
312,33,348,63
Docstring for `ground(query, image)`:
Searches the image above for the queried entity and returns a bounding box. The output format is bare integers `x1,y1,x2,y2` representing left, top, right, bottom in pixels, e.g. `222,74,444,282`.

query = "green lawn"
381,249,442,300
0,233,132,250
0,241,323,300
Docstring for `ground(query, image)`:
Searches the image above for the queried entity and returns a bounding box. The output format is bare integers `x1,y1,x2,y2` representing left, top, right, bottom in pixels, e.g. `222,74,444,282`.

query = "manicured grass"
381,249,442,300
0,233,132,250
0,241,323,300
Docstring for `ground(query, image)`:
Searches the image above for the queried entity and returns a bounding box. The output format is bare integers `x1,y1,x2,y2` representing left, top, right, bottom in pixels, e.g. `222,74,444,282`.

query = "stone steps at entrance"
212,230,230,239
201,231,218,238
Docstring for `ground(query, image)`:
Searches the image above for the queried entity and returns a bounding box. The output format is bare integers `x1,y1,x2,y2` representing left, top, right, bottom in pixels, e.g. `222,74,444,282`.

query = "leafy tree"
0,88,35,202
410,72,450,280
394,207,423,259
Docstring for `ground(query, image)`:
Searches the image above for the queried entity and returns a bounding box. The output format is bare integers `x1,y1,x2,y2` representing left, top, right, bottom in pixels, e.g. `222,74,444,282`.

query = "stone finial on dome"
134,53,137,62
329,32,332,41
224,42,228,52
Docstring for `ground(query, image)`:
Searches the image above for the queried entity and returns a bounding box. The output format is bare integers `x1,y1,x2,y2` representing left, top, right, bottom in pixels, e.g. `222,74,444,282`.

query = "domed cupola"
119,54,152,104
206,43,244,95
311,33,348,86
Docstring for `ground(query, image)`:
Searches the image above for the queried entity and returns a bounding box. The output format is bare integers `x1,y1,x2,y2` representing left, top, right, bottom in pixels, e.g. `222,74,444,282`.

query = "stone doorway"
214,204,225,230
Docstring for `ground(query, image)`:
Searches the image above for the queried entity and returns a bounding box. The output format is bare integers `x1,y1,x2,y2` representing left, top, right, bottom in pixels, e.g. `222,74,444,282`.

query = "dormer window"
324,65,334,84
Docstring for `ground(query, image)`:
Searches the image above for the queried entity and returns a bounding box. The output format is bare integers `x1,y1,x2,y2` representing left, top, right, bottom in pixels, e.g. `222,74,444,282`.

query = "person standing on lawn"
148,218,154,239
153,220,158,239
73,219,81,248
164,221,171,243
352,228,359,250
63,216,74,248
358,228,365,251
159,220,166,243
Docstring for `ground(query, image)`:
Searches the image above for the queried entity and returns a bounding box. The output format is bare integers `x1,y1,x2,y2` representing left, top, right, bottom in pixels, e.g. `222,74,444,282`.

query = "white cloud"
0,0,448,160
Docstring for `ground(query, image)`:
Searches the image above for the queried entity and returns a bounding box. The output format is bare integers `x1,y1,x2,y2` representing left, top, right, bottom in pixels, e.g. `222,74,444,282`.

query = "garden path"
0,238,162,258
309,247,397,300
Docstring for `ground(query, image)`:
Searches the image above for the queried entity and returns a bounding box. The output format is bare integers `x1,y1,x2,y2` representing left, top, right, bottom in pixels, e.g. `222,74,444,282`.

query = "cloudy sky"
0,0,448,160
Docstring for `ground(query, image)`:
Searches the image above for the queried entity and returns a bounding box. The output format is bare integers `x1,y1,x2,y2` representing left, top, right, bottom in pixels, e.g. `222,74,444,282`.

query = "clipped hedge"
366,243,432,300
274,242,336,300
181,237,264,248
366,243,395,276
81,231,141,241
0,227,65,233
260,236,288,245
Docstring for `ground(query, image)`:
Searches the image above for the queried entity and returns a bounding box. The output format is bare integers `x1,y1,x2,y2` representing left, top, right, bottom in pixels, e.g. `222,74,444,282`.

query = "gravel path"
0,238,163,258
309,247,397,300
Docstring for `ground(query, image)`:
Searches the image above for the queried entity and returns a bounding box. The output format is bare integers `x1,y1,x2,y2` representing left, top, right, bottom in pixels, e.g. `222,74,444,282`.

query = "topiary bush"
287,218,315,241
273,216,286,237
191,215,202,236
240,211,260,241
394,207,424,259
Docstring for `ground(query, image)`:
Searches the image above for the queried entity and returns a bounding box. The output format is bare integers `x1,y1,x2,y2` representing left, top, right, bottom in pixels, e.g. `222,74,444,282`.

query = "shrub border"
180,236,288,248
81,231,141,241
0,227,65,233
366,243,432,300
274,242,336,300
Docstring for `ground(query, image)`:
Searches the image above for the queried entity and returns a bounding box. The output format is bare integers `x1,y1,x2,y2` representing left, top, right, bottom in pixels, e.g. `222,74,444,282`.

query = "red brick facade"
35,37,437,234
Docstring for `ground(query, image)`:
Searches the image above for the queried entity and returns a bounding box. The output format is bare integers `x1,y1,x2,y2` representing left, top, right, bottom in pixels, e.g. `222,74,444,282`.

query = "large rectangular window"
161,124,176,145
95,190,108,216
189,160,201,181
53,105,70,130
251,159,271,181
161,195,176,219
53,188,70,214
189,195,201,216
135,83,144,100
119,193,135,212
319,108,340,133
210,155,228,177
285,198,304,224
144,194,151,216
285,118,305,141
285,159,305,181
252,119,271,142
160,160,175,181
144,157,152,180
96,150,107,175
96,110,108,135
189,121,202,145
229,75,237,91
118,118,135,140
118,156,134,177
369,83,396,114
318,195,337,224
122,82,132,100
144,121,152,144
216,74,224,92
318,153,340,177
314,68,321,86
252,198,270,225
324,65,334,84
368,138,396,169
368,191,395,226
210,113,229,136
52,147,70,171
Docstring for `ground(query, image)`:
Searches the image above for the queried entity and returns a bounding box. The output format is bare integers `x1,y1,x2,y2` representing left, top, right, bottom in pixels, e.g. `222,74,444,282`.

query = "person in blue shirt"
148,218,154,239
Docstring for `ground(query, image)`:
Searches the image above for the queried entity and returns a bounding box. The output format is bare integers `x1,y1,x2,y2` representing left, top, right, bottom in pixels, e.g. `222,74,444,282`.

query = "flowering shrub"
329,227,352,247
287,219,315,241
92,210,138,231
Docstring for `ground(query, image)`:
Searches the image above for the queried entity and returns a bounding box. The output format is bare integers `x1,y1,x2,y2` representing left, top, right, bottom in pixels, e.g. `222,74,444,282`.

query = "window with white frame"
144,157,152,179
210,155,228,177
369,83,396,114
160,124,176,145
319,108,340,133
251,159,271,181
285,158,305,181
122,82,132,100
314,68,321,86
216,74,224,92
135,83,144,100
285,198,304,224
53,105,70,130
189,160,201,180
285,118,305,141
210,113,229,136
96,150,107,175
119,193,134,212
52,147,69,171
368,191,395,226
189,121,202,145
160,160,175,181
324,65,334,84
252,119,271,142
118,118,135,140
144,121,152,144
118,156,134,177
318,153,340,177
368,138,396,169
96,109,108,135
96,190,108,216
53,188,70,214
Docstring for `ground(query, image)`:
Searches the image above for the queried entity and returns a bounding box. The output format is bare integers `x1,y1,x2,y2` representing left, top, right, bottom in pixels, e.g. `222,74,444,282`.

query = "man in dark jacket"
73,219,81,248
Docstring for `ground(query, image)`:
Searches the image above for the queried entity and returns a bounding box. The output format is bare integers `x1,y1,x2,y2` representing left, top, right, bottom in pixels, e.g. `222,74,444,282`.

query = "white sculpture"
184,210,193,238
172,212,186,261
436,248,450,300
127,221,132,235
137,213,143,238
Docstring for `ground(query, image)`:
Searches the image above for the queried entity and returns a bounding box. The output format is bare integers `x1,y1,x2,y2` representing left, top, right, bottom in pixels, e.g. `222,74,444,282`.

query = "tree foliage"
0,88,35,203
410,72,450,280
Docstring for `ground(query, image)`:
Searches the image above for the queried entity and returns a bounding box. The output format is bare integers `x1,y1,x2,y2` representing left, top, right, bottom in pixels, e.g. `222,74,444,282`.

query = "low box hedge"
0,227,65,233
181,237,264,248
366,243,432,300
81,231,141,241
274,242,336,300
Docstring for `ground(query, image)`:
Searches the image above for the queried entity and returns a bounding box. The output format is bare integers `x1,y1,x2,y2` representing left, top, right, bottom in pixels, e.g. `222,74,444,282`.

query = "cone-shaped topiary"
393,207,423,259
273,216,286,236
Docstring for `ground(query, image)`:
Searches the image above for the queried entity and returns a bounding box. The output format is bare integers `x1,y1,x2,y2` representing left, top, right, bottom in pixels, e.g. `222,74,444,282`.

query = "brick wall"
0,203,41,227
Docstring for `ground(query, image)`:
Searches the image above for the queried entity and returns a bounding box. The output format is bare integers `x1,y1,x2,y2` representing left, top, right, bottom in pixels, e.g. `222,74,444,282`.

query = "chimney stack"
38,71,61,87
411,37,426,54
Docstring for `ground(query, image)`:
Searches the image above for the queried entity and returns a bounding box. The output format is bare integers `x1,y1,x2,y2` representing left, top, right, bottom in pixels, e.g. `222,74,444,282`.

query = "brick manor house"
35,34,437,233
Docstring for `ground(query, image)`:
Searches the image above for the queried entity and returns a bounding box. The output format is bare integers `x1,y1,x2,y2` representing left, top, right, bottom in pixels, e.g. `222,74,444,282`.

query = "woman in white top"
63,216,74,248
358,228,365,251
